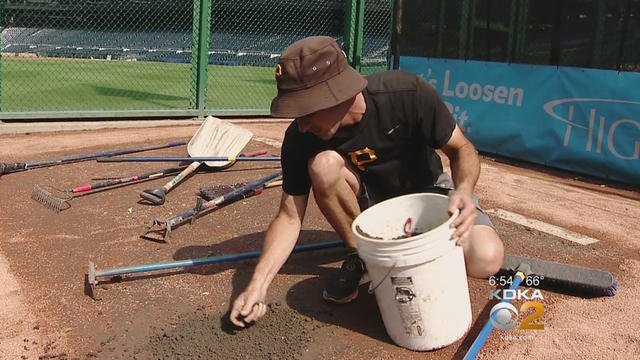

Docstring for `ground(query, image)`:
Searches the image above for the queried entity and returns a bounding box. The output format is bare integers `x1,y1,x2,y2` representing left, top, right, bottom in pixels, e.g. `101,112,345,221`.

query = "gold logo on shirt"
349,147,377,171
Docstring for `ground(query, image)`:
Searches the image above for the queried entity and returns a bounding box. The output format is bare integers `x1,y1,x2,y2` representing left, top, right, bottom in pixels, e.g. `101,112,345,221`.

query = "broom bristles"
198,182,247,200
199,179,283,201
500,254,618,297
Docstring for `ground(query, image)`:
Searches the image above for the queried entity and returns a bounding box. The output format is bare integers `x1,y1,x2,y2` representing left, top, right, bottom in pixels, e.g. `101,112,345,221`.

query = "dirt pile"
144,302,322,360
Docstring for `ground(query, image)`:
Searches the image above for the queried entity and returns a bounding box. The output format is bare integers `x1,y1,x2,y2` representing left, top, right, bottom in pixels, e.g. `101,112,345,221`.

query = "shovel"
139,116,253,205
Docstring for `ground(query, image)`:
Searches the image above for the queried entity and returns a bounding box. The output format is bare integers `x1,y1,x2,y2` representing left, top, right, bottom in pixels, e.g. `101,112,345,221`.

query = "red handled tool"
31,166,186,213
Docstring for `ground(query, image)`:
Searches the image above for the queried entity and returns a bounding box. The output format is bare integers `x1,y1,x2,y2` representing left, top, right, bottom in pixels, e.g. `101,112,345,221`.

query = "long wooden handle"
162,161,202,192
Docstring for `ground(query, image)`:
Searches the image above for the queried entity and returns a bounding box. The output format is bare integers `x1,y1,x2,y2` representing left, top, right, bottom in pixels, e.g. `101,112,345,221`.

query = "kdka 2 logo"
489,301,545,331
488,276,545,331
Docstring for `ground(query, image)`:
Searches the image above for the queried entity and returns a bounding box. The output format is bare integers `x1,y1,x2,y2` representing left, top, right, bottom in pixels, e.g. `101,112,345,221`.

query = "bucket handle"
367,217,413,293
367,261,398,294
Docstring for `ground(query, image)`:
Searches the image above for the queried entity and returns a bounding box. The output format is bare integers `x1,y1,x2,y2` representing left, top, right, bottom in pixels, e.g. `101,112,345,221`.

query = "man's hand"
447,189,477,246
229,285,268,328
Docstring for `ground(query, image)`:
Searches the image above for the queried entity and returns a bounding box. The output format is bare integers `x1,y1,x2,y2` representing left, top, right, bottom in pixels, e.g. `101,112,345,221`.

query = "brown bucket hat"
270,36,368,118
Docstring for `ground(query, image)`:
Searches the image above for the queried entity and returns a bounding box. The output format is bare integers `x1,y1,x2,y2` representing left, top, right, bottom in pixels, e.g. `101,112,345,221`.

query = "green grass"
0,57,277,112
206,65,277,110
0,57,386,114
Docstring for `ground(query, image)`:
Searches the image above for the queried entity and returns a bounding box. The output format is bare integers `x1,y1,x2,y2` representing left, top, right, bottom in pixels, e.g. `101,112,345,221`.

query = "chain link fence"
3,1,637,118
205,1,340,112
204,0,391,111
0,0,393,118
363,0,392,74
1,0,194,113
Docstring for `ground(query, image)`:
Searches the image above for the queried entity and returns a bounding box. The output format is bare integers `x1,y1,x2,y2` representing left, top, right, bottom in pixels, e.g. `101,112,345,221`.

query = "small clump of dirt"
144,302,318,360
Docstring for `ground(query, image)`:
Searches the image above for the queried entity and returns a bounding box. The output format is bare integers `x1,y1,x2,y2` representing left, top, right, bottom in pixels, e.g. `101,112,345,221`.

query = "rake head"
140,218,172,242
87,262,98,300
31,185,72,213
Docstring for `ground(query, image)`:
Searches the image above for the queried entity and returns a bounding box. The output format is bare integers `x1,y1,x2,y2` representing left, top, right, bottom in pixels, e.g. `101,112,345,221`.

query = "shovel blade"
187,116,253,168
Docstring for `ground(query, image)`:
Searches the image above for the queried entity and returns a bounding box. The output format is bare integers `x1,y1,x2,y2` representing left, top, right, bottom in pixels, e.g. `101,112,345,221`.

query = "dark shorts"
357,173,494,228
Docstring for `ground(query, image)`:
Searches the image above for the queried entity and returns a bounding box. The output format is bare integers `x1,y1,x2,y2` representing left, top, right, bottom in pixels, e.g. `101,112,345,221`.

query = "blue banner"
400,57,639,185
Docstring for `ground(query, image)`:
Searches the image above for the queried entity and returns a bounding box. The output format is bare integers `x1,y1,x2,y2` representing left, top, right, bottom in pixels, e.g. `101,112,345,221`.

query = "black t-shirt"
281,70,456,204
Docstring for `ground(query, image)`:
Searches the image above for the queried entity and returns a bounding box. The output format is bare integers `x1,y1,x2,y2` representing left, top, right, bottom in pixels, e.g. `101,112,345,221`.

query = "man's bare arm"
229,192,309,326
250,192,309,288
440,125,480,243
440,125,480,194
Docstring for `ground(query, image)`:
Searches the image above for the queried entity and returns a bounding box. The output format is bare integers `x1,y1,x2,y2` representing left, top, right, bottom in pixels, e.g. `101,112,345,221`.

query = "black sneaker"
323,252,367,304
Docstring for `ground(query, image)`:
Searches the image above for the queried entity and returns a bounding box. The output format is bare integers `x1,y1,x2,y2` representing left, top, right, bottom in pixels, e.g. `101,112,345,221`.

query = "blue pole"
463,271,526,360
94,240,344,279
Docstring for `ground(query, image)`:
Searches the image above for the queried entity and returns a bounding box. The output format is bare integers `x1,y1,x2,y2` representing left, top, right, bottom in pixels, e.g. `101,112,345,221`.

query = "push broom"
462,255,617,360
499,254,617,297
463,264,529,360
31,166,187,213
0,140,185,177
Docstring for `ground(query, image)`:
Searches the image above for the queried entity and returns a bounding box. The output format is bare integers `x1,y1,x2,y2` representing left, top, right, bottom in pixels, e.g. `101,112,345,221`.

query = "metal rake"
31,166,186,213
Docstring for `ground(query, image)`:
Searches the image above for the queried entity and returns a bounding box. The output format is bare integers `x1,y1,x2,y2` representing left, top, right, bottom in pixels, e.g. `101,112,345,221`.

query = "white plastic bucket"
352,193,472,351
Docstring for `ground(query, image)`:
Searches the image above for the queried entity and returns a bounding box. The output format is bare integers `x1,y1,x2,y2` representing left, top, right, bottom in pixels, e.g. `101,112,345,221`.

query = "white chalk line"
253,136,282,148
486,208,600,245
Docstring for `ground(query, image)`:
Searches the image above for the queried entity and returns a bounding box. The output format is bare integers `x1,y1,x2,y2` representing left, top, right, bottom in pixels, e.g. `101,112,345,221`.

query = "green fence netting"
204,1,342,112
1,0,194,114
5,1,634,119
0,0,393,119
202,0,392,112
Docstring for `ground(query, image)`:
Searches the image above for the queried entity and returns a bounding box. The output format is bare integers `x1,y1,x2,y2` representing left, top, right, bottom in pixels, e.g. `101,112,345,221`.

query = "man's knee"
308,151,359,195
464,225,504,278
308,151,343,184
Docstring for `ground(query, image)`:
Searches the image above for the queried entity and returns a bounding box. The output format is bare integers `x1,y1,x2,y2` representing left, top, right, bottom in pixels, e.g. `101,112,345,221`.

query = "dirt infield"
0,121,638,359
